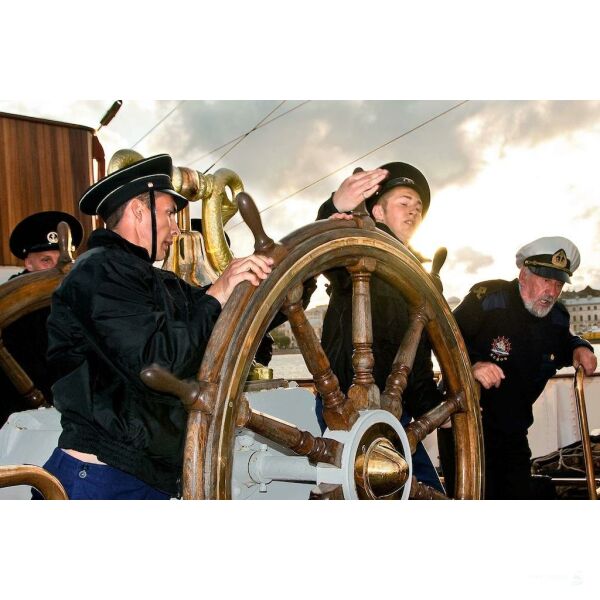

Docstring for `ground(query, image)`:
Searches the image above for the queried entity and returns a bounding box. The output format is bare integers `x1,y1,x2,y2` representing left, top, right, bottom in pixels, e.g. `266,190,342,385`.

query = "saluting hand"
332,168,388,212
472,361,505,389
207,254,273,306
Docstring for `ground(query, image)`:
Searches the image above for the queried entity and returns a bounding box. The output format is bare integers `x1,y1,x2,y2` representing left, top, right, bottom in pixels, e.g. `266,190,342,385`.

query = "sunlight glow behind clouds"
412,128,600,299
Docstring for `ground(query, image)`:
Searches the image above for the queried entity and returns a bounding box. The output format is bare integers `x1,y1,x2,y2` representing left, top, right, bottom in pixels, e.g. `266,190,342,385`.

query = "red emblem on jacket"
490,336,511,362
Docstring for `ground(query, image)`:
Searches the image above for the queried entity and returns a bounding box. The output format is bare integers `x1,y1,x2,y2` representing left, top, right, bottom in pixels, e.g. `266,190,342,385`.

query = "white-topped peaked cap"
516,236,580,283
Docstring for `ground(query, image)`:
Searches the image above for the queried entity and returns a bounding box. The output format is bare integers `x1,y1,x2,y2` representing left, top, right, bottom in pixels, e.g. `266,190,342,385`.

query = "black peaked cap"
366,162,431,217
79,154,188,220
9,211,84,259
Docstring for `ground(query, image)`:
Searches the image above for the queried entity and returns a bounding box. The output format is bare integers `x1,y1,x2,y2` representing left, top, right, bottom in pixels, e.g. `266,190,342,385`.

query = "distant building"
560,285,600,334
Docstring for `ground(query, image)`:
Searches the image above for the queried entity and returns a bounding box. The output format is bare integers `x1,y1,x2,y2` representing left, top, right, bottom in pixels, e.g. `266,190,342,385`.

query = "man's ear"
24,256,33,271
371,203,384,222
518,267,527,285
130,198,144,222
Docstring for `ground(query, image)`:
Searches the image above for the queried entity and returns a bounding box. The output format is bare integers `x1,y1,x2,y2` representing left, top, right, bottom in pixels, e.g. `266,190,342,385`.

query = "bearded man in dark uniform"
315,163,445,493
439,237,597,499
0,211,83,425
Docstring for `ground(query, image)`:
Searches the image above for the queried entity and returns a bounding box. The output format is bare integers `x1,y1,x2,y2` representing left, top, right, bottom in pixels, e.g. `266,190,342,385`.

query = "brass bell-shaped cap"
355,437,410,499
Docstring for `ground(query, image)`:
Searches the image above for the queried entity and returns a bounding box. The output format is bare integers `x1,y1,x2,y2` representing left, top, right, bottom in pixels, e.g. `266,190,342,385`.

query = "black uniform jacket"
453,279,593,436
316,196,441,418
47,229,222,495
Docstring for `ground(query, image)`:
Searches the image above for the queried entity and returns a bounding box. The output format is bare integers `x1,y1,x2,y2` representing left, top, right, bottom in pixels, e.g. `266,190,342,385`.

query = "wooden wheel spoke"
0,335,47,408
281,283,359,431
237,396,343,466
404,392,465,452
381,302,430,419
409,477,449,500
346,257,379,410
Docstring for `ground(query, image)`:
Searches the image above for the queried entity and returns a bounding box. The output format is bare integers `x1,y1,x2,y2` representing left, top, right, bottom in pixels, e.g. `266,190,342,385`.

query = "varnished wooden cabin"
0,111,105,267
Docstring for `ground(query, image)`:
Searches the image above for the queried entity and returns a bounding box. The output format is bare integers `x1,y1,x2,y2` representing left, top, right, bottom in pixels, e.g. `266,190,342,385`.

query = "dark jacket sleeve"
316,194,341,221
558,320,594,368
404,335,444,418
54,258,221,382
315,194,352,293
565,330,594,355
452,292,487,364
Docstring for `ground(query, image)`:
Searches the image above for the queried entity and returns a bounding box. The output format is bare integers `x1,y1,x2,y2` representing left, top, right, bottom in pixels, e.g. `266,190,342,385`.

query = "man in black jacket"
38,155,272,499
316,162,445,493
439,237,597,498
1,211,83,425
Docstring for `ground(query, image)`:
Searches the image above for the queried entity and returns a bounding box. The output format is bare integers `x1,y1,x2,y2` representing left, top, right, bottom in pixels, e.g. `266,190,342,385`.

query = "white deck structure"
1,371,599,499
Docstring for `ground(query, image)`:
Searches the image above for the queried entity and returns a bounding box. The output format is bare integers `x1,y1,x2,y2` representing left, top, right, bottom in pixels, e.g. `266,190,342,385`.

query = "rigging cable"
201,100,287,174
186,100,310,168
130,100,186,149
228,99,469,230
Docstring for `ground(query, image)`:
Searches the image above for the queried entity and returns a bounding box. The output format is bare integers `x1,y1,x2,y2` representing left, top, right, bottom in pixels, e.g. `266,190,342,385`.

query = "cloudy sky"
2,99,599,306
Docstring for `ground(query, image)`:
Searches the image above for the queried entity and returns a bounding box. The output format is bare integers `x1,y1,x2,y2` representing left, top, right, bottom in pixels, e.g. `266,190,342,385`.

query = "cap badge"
398,177,415,186
490,336,511,362
47,231,59,244
551,249,567,269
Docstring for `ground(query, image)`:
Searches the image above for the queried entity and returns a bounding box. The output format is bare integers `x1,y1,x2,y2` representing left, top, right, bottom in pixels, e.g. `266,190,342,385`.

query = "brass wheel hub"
354,425,410,500
321,410,413,499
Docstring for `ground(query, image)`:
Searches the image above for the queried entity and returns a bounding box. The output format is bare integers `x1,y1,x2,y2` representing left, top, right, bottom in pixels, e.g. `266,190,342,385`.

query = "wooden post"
347,258,379,411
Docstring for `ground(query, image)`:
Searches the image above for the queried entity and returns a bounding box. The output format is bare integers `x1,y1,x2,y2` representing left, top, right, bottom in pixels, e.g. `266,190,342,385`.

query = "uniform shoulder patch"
469,279,509,299
472,285,488,300
468,280,511,311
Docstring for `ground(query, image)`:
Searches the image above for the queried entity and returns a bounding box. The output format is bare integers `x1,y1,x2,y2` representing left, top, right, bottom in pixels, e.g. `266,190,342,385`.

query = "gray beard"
522,297,555,318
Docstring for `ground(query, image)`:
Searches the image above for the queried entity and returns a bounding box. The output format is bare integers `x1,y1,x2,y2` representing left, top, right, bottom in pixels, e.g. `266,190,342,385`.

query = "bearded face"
518,267,564,318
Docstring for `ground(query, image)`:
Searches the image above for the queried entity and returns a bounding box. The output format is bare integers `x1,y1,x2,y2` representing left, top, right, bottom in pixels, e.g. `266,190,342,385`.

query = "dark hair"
105,193,151,229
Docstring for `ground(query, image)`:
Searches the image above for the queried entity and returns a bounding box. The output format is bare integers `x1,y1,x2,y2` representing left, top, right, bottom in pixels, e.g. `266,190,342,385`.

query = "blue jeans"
315,395,444,494
31,448,171,500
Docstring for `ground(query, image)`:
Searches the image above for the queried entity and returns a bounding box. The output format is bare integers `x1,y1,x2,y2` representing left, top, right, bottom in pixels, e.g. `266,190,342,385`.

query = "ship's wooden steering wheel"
144,194,483,500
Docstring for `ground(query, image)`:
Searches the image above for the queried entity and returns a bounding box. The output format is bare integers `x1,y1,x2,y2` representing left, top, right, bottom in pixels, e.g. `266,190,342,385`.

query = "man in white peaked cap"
439,236,596,499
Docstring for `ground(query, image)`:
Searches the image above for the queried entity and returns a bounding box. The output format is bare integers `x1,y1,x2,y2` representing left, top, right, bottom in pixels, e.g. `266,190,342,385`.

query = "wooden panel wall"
0,112,96,267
